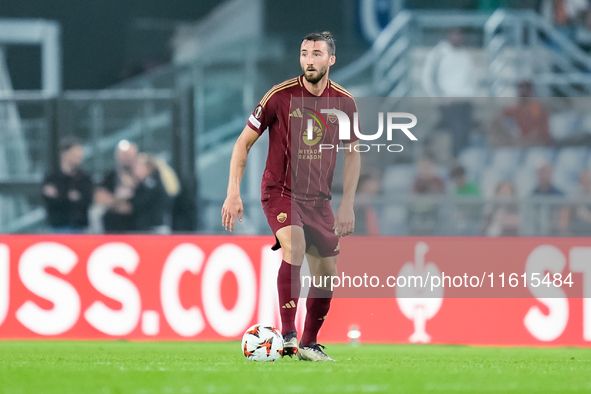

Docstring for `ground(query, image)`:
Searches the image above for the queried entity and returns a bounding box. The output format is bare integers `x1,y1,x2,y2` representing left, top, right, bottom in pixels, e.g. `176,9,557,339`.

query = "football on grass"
241,324,284,361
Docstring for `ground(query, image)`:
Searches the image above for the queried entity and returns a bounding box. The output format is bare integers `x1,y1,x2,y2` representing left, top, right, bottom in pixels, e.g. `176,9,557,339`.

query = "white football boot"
297,342,335,362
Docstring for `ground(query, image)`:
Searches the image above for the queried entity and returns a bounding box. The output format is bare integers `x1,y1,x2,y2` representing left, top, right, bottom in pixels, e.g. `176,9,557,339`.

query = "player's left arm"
334,140,360,237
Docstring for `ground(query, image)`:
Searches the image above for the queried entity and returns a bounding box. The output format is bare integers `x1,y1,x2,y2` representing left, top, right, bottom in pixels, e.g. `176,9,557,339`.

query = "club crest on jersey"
328,112,338,124
277,213,287,223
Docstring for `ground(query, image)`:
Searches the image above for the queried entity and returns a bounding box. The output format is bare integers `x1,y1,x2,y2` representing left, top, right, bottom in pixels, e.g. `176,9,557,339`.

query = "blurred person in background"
422,28,477,98
42,136,93,233
354,173,381,236
567,170,591,235
450,164,480,196
489,80,551,148
131,153,179,234
450,164,481,235
481,181,521,236
413,158,445,195
422,28,476,157
409,157,445,235
532,161,569,235
551,0,590,42
533,161,563,196
94,140,138,233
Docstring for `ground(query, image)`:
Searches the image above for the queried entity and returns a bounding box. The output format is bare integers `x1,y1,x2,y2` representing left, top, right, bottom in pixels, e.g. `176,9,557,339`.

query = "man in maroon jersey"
222,31,360,362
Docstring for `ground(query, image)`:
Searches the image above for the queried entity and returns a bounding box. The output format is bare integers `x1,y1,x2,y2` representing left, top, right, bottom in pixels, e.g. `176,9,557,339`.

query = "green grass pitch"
0,341,590,393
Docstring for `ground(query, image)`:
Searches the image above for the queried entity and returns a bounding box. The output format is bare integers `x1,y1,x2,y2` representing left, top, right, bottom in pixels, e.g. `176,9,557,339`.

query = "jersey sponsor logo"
302,107,328,148
302,126,323,147
254,105,263,119
289,108,303,118
277,212,287,223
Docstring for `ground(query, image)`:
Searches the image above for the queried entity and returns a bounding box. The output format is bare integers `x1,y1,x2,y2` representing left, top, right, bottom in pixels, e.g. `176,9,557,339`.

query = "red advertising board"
0,235,589,346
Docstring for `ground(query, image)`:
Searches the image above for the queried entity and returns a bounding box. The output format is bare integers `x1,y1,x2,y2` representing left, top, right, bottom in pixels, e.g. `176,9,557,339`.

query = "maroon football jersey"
247,75,358,206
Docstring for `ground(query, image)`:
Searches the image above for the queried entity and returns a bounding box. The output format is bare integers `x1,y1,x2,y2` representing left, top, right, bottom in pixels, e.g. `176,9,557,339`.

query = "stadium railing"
485,9,591,97
333,9,591,98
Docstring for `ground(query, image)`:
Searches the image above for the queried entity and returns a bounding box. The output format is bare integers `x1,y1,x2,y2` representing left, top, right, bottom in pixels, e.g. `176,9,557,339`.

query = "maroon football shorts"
261,196,340,258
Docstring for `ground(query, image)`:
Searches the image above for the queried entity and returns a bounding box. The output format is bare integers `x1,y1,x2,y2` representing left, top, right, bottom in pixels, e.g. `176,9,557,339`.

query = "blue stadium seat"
552,147,587,195
513,167,537,197
523,147,556,170
382,164,416,193
458,147,489,181
480,167,513,198
490,148,523,173
553,176,578,196
580,114,591,134
549,111,580,141
555,147,588,176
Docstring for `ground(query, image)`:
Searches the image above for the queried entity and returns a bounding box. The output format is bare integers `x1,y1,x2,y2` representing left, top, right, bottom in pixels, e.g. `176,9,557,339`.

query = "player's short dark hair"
58,135,82,154
302,31,335,56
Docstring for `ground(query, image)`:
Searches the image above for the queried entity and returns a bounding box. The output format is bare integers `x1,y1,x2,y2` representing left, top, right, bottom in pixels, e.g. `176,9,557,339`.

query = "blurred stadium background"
3,3,591,393
2,0,591,237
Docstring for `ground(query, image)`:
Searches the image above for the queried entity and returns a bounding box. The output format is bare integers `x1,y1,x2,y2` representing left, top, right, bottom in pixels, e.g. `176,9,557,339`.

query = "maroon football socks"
277,260,301,335
301,285,333,346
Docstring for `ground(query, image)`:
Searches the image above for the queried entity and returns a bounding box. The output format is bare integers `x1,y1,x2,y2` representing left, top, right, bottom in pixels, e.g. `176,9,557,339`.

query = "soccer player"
222,32,360,362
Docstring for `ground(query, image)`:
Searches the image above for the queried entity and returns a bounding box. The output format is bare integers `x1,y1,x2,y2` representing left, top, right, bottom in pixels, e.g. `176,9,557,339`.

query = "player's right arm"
221,125,260,231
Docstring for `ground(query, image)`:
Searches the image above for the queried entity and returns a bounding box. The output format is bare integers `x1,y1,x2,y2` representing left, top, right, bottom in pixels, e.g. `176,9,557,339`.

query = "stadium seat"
522,147,556,171
553,174,578,196
555,147,588,176
457,147,489,181
585,153,591,170
513,168,537,197
549,111,580,141
490,148,522,173
382,164,416,193
580,113,591,134
480,167,513,198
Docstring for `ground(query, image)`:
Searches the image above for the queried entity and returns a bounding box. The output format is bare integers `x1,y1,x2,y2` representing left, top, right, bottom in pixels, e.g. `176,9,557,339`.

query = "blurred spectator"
481,181,521,236
354,173,381,236
422,28,477,98
413,158,445,194
551,0,589,41
422,28,475,156
94,140,138,233
131,153,173,233
489,81,551,148
568,170,591,235
450,165,480,196
409,158,445,235
533,162,563,196
42,136,93,233
532,162,570,235
450,164,481,235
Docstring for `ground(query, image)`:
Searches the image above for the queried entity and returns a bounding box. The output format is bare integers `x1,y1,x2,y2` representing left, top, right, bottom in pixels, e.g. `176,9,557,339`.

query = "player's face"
300,40,335,84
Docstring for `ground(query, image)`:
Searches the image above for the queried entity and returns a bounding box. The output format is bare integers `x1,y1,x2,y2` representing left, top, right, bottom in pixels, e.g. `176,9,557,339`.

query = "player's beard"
303,65,328,84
